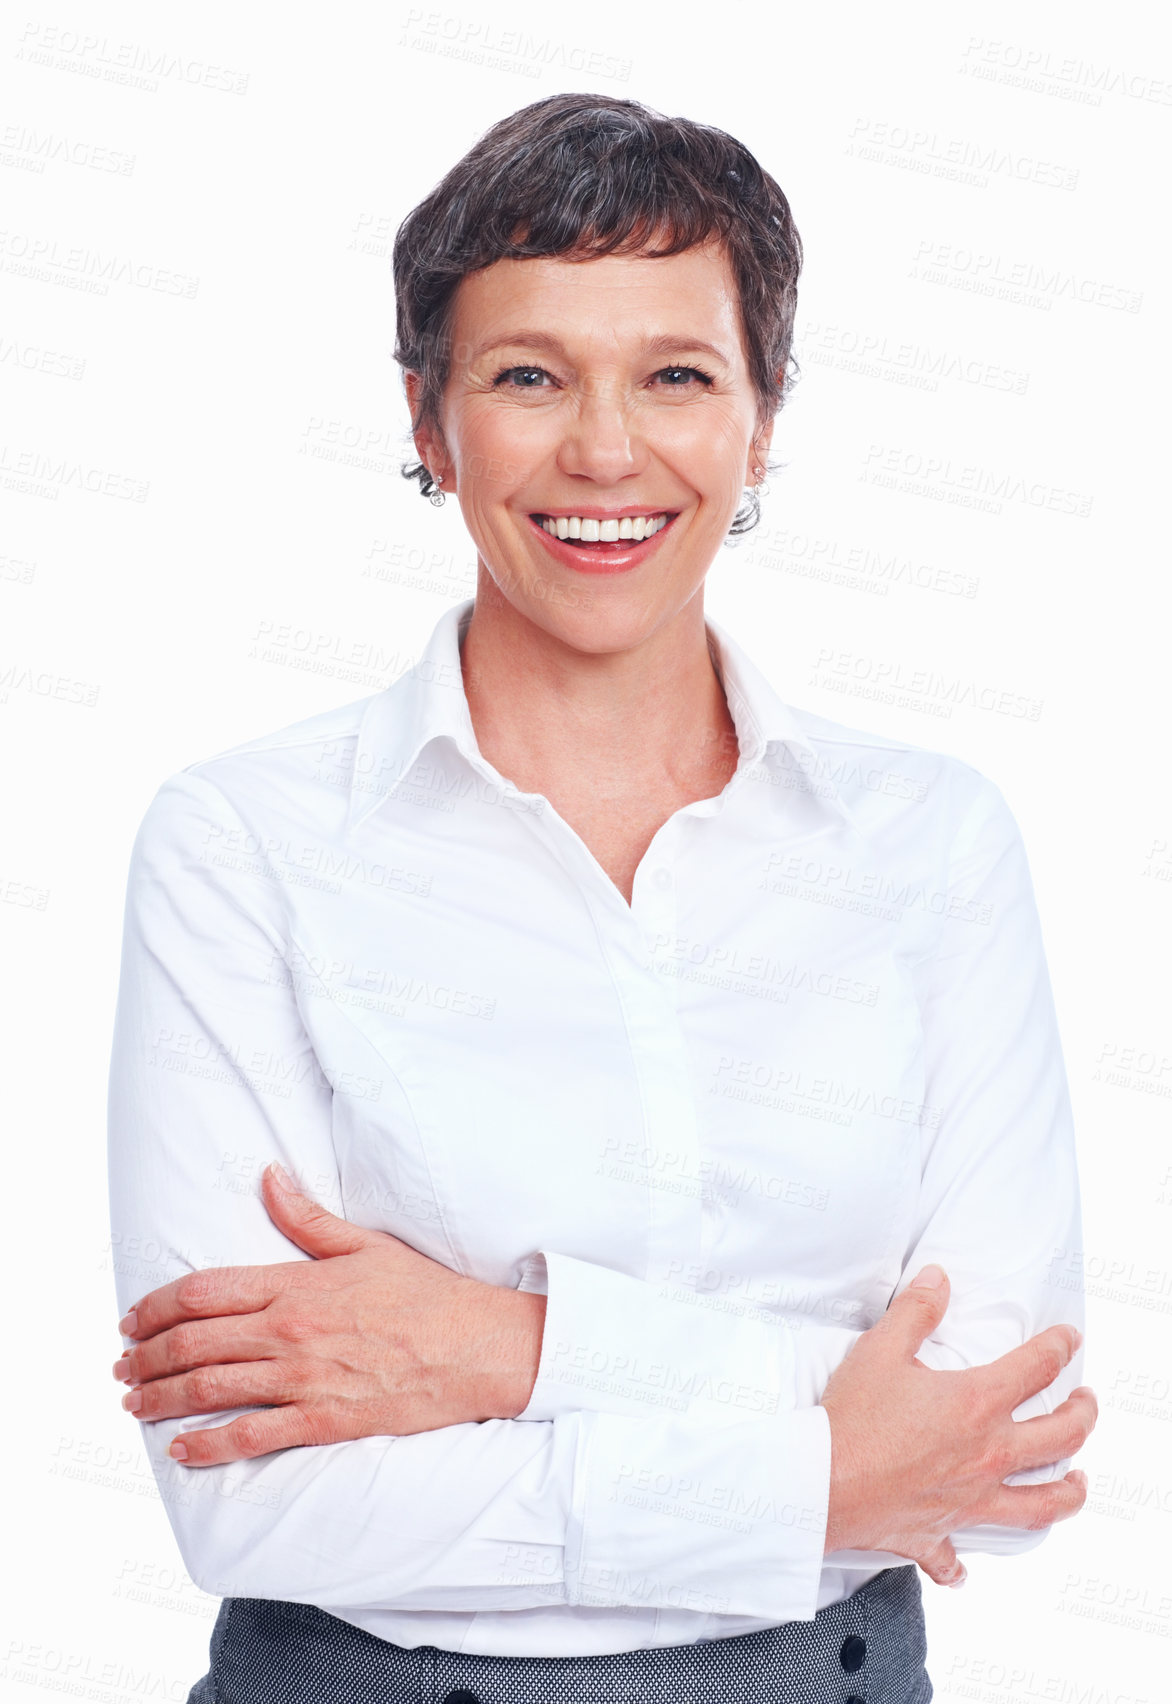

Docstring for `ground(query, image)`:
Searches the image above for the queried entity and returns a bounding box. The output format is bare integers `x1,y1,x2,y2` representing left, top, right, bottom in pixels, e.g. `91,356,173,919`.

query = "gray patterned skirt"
187,1563,931,1703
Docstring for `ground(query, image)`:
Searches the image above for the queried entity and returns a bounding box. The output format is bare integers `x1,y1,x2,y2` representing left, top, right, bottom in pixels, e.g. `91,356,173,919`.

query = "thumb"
914,1537,967,1589
874,1263,951,1357
261,1161,371,1258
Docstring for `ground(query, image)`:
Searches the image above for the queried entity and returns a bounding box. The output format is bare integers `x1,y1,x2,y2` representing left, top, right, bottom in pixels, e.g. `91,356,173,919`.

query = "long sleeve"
897,768,1086,1555
107,768,579,1612
515,1251,857,1423
516,765,1085,1561
105,768,832,1620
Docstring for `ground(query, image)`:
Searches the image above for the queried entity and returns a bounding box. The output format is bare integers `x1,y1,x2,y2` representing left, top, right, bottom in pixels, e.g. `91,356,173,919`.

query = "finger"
982,1470,1088,1531
121,1311,276,1386
262,1163,372,1259
913,1538,966,1588
121,1265,287,1342
869,1265,951,1358
1005,1387,1099,1473
986,1324,1082,1412
123,1359,295,1423
165,1404,331,1467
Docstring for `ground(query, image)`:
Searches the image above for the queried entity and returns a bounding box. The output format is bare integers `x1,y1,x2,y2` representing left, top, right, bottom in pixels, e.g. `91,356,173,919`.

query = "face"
405,238,774,654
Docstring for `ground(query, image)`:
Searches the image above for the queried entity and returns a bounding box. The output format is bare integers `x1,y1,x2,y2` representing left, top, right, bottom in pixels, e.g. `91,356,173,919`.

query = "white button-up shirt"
107,594,1085,1659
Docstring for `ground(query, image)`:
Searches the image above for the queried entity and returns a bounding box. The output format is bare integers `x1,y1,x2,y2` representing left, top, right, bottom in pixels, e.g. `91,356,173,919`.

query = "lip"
525,511,679,576
531,505,680,521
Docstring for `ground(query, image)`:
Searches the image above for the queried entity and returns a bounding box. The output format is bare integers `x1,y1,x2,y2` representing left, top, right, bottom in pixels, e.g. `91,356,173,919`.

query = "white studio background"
3,1,1169,1698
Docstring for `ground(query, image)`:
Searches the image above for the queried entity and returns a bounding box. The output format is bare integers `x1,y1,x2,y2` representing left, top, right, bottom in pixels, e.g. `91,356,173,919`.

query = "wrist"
477,1287,547,1421
820,1399,865,1554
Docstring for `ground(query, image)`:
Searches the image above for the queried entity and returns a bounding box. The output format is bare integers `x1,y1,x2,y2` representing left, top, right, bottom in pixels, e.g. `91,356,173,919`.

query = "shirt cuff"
516,1248,856,1424
564,1403,832,1621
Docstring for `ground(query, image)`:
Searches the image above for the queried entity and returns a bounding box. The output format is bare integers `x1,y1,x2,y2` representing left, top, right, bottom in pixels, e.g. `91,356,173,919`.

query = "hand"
111,1162,547,1466
819,1263,1096,1587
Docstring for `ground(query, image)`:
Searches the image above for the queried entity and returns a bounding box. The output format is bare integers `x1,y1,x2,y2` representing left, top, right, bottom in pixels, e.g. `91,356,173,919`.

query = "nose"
555,373,647,486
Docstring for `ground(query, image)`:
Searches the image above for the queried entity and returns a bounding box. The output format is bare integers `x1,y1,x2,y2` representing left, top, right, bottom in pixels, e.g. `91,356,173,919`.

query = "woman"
107,94,1095,1704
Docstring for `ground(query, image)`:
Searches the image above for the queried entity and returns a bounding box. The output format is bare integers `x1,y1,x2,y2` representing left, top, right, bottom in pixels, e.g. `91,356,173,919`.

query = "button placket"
624,822,709,1285
512,799,707,1287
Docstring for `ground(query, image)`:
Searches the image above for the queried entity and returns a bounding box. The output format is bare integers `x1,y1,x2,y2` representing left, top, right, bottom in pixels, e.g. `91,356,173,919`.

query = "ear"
747,418,776,485
404,369,448,486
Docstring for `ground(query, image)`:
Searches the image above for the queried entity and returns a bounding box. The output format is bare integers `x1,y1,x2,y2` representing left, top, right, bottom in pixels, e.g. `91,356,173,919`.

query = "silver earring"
753,464,770,498
429,473,446,508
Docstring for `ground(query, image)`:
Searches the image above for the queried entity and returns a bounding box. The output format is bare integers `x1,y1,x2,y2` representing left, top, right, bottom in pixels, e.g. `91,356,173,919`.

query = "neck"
458,567,738,795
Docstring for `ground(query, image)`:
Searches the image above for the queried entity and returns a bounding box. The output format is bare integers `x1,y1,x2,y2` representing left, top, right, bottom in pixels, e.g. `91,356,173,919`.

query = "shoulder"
781,700,1020,857
135,691,382,852
186,691,376,784
787,698,1006,808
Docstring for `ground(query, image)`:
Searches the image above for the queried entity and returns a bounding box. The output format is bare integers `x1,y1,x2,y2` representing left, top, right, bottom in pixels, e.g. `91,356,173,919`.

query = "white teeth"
539,513,668,542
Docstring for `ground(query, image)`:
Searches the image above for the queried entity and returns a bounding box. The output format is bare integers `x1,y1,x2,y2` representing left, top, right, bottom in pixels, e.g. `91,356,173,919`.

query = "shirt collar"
345,597,478,838
704,610,861,834
345,596,858,838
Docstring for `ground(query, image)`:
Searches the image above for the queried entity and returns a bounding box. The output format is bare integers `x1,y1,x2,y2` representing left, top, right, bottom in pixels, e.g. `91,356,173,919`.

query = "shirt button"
441,1692,480,1704
840,1633,866,1671
652,867,672,890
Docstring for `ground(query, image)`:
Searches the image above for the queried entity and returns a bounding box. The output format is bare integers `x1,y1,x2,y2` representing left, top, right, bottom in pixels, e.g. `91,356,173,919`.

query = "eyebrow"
470,331,734,368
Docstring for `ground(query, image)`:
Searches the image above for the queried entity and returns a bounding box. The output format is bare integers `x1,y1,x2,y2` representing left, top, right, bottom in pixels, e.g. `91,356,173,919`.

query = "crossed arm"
106,767,1094,1616
113,1160,1093,1596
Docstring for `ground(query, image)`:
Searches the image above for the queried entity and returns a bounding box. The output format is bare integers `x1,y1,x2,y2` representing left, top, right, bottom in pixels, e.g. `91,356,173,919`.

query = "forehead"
448,238,745,360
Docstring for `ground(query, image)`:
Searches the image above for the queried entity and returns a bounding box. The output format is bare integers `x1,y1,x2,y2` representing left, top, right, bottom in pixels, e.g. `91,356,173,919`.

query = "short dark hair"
392,93,802,536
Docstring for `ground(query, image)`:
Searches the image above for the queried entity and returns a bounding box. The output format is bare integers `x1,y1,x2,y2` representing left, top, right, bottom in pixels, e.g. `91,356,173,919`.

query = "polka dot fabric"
187,1564,931,1704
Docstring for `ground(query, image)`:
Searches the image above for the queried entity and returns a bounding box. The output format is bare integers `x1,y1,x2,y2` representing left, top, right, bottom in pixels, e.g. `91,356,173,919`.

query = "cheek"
654,406,751,484
457,407,550,491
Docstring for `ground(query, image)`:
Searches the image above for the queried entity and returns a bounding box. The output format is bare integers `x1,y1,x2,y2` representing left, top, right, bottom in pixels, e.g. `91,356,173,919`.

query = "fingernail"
912,1264,946,1289
170,1439,188,1461
122,1388,143,1412
947,1567,967,1589
1070,1329,1084,1352
268,1161,297,1193
119,1310,138,1337
112,1357,131,1382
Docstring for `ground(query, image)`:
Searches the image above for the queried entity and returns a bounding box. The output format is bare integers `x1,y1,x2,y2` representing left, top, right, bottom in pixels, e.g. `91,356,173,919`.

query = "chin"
524,587,695,652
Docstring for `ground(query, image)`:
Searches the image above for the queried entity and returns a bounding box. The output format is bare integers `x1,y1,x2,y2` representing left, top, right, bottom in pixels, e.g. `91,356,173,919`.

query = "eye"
653,366,715,389
491,365,554,389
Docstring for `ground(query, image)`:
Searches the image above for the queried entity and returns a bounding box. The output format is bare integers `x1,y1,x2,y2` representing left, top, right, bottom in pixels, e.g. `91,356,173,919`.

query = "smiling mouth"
529,512,678,547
